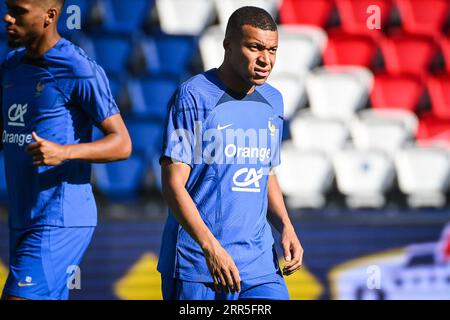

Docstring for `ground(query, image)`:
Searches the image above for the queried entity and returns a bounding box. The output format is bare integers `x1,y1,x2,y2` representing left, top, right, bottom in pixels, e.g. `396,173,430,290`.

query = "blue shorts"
162,271,290,300
2,226,95,300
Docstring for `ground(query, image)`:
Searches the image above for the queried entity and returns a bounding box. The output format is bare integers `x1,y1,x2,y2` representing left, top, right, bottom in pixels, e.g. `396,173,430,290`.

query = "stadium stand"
279,0,335,27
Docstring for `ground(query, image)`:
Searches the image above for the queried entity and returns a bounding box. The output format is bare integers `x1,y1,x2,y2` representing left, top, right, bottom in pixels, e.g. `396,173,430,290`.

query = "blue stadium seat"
100,0,154,34
58,0,92,37
127,77,177,120
90,34,133,76
0,154,8,202
93,155,146,200
140,35,197,76
125,118,164,161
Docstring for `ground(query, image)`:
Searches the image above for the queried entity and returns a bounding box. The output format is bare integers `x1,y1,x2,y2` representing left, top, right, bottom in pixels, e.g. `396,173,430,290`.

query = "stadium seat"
127,77,177,120
125,118,164,162
274,25,328,77
90,34,133,76
441,34,450,73
380,33,439,76
99,0,153,34
139,35,197,77
416,113,450,147
0,3,6,34
323,30,379,67
370,73,424,111
306,66,374,121
333,149,395,208
290,114,351,155
395,0,450,36
155,0,216,35
427,74,450,120
335,0,394,35
395,146,450,208
199,26,225,71
58,0,91,36
351,113,415,156
358,108,419,138
267,73,307,119
214,0,280,30
93,154,146,201
276,143,334,208
279,0,335,27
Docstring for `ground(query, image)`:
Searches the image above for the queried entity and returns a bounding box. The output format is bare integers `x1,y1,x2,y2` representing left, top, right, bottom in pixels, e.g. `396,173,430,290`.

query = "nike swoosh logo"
18,282,36,287
217,124,233,131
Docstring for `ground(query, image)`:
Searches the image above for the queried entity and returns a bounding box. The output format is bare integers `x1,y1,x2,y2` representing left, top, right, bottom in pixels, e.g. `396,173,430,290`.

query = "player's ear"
223,38,231,52
44,8,58,28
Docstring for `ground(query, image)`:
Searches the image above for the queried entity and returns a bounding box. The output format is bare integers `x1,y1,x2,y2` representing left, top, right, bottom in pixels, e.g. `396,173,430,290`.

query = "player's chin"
7,36,24,49
251,75,270,86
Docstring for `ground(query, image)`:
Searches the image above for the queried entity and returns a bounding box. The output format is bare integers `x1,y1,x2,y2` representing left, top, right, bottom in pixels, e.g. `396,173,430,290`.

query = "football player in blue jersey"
158,6,303,300
0,0,131,300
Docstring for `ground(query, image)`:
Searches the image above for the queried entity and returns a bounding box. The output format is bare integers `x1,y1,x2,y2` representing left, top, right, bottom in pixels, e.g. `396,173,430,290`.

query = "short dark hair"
225,6,277,40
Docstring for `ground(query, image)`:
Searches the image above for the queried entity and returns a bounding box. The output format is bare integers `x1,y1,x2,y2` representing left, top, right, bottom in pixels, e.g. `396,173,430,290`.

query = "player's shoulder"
175,70,223,111
257,82,284,116
49,38,104,78
2,47,27,69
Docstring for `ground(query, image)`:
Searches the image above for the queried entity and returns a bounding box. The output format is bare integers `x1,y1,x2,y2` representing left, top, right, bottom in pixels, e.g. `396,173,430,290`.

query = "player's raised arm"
267,171,304,276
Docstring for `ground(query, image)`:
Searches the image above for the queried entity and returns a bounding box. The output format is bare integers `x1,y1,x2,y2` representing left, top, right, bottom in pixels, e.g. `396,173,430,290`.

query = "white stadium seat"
290,113,351,156
199,26,224,71
395,147,450,208
351,115,415,156
333,150,395,208
276,144,334,208
156,0,216,35
358,109,419,137
267,73,307,119
306,66,374,121
274,25,327,78
215,0,281,30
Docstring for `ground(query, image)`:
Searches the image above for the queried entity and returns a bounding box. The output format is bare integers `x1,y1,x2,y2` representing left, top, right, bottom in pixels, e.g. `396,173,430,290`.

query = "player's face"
227,25,278,87
3,0,48,48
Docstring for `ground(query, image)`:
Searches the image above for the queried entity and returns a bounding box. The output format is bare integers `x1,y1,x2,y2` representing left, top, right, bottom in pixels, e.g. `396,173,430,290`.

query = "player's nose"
4,12,14,25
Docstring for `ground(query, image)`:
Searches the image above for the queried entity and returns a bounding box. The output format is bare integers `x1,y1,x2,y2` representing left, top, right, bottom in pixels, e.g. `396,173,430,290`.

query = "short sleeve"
270,92,284,168
73,63,120,125
160,86,198,167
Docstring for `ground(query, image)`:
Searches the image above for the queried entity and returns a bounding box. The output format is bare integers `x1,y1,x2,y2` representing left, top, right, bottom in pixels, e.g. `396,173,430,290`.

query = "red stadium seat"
279,0,335,27
396,0,450,37
371,73,424,111
380,33,439,76
441,35,450,73
324,29,379,67
427,74,450,120
335,0,393,35
417,113,450,144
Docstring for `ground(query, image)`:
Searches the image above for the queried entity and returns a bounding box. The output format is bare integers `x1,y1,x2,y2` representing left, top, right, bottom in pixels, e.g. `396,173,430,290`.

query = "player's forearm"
267,173,294,234
162,183,220,252
64,132,131,163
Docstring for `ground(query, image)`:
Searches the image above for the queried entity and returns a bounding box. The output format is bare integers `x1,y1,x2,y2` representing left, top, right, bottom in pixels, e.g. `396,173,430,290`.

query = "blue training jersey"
0,38,119,229
158,69,284,282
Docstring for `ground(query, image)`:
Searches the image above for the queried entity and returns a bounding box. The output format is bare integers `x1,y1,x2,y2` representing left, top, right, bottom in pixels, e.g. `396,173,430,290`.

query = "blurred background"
1,0,450,300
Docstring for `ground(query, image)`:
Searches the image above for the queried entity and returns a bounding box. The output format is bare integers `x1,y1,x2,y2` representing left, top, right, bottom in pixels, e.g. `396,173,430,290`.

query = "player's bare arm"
161,157,241,293
267,171,304,276
26,114,131,166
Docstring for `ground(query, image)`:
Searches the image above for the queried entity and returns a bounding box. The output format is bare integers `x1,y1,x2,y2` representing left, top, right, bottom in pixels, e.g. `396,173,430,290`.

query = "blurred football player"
0,0,131,300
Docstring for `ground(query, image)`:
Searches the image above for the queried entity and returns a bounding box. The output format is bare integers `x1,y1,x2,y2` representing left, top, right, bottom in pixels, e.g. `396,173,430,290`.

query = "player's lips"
6,27,17,35
254,69,270,78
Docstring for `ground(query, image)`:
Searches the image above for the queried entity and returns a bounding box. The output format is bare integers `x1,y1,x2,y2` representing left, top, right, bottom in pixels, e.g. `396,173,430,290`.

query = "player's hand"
26,132,69,166
281,225,303,276
203,242,241,294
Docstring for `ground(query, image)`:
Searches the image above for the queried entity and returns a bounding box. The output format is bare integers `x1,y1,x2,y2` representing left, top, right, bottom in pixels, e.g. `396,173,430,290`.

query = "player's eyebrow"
246,39,278,50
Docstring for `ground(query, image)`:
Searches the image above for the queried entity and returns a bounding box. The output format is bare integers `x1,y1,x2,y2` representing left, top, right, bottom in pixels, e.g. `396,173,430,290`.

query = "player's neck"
26,29,62,58
217,64,256,96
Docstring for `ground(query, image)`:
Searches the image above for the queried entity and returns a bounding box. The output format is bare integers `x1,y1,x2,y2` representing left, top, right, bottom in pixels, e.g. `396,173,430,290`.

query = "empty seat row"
280,0,450,37
276,143,450,209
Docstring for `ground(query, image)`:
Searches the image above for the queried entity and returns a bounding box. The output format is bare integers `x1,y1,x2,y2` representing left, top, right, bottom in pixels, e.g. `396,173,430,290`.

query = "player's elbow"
117,137,132,161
